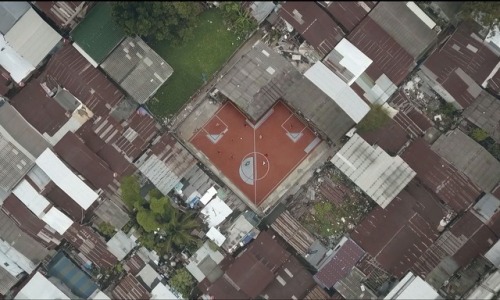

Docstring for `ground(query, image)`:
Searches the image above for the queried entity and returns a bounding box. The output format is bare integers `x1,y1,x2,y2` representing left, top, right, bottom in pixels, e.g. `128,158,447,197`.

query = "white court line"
253,125,257,205
189,102,229,142
260,137,319,202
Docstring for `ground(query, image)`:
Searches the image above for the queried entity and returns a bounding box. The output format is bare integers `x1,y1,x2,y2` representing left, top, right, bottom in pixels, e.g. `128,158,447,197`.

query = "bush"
169,268,195,297
357,105,391,133
470,128,489,142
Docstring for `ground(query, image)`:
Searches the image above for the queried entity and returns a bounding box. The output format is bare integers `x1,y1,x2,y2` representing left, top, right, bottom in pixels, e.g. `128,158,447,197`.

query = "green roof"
70,2,126,64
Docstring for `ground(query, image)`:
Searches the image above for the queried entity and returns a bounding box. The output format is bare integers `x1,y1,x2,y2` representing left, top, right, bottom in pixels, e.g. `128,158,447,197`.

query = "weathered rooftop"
0,1,29,35
70,2,125,66
136,132,197,196
348,17,415,87
40,43,127,118
283,75,355,142
401,138,482,212
217,40,301,121
279,1,345,57
10,79,69,137
430,129,500,192
463,91,500,143
369,2,437,59
63,223,118,270
351,180,446,278
331,134,416,208
33,2,89,30
421,21,500,108
334,267,377,300
93,199,130,230
101,36,173,104
315,237,365,289
318,1,376,33
112,274,150,300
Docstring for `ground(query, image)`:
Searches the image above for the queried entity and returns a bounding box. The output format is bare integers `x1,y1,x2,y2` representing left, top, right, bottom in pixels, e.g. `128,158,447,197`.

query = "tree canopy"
169,268,195,297
460,2,500,34
356,105,391,133
120,175,144,210
111,2,203,42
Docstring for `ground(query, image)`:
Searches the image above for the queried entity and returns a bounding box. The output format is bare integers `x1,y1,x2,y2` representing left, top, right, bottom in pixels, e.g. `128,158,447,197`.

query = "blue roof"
47,251,98,298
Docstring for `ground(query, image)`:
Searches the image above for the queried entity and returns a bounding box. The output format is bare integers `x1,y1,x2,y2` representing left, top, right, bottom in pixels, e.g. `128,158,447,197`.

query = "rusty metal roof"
279,1,345,57
112,274,151,300
319,1,377,33
401,138,482,212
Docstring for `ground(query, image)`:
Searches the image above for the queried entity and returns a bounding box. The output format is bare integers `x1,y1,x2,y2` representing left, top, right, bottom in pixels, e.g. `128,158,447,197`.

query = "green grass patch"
147,9,242,118
70,3,126,64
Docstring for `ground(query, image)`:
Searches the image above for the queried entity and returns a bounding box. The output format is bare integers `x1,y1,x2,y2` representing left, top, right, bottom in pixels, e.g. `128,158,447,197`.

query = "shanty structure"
463,91,500,143
431,129,500,192
331,134,416,208
0,7,62,83
70,2,125,67
101,36,174,104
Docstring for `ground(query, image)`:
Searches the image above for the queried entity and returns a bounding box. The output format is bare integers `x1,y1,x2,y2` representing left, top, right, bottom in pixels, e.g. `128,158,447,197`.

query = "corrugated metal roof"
369,2,437,59
473,193,500,224
0,1,30,35
421,21,500,109
93,199,130,230
347,17,415,88
12,179,50,217
217,40,301,121
323,38,373,85
201,197,233,228
14,272,70,300
106,231,135,260
5,8,61,68
0,133,34,193
33,2,87,30
466,270,500,299
314,237,365,289
279,1,344,57
0,101,49,159
101,36,173,104
36,148,98,210
463,91,500,143
334,267,377,300
331,134,416,208
284,75,355,141
384,272,439,299
305,61,370,123
112,274,150,300
401,138,481,212
0,33,34,83
137,132,197,196
484,240,500,267
0,265,19,295
430,129,500,192
41,206,74,235
319,1,376,33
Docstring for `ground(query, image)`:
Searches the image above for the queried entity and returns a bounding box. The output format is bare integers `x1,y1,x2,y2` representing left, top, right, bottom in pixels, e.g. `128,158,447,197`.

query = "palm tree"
156,209,200,253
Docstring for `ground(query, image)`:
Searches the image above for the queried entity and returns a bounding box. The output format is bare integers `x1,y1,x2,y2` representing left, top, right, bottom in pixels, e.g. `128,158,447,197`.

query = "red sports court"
190,101,321,206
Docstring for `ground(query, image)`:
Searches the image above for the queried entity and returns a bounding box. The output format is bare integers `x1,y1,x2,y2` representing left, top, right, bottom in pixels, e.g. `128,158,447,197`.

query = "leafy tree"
221,2,257,38
120,176,143,209
460,2,500,36
97,222,116,238
111,2,203,42
169,268,195,297
136,209,160,233
357,105,391,133
150,197,170,216
470,128,489,142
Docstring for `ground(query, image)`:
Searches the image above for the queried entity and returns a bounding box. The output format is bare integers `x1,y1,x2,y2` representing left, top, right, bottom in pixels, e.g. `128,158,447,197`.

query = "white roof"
12,179,51,218
200,197,233,227
41,207,73,235
137,263,160,288
200,186,217,205
4,8,61,68
305,61,370,123
333,39,373,85
0,33,34,83
151,283,182,300
0,251,23,277
385,272,440,300
36,148,98,210
206,227,226,247
406,2,436,29
106,231,136,260
72,43,99,68
331,134,416,208
467,270,500,299
186,241,225,282
485,239,500,267
0,240,36,274
14,272,70,300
